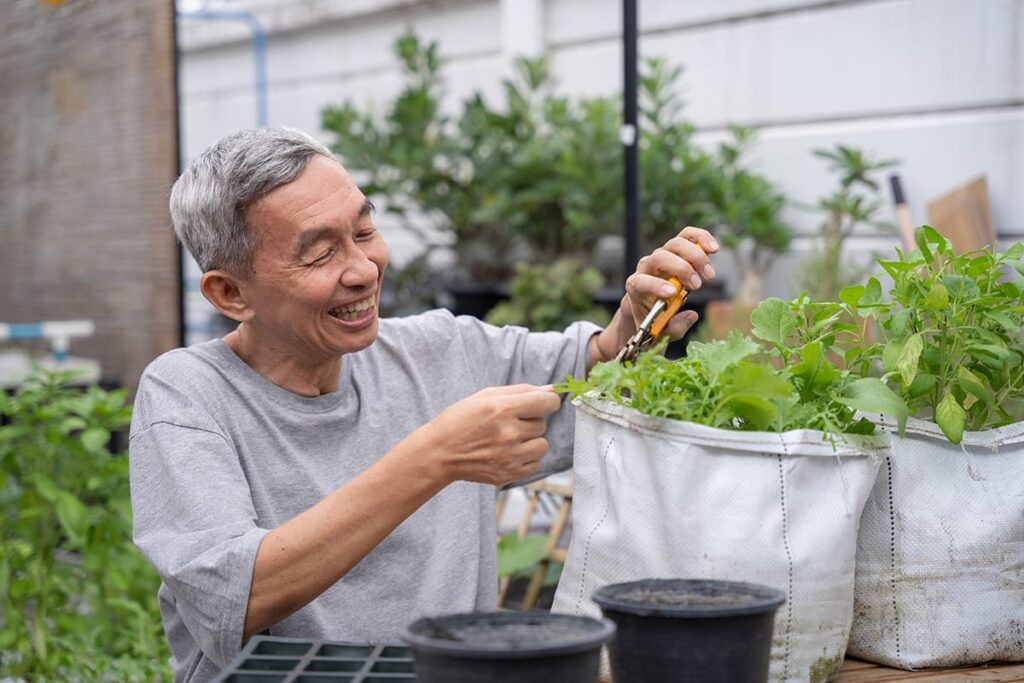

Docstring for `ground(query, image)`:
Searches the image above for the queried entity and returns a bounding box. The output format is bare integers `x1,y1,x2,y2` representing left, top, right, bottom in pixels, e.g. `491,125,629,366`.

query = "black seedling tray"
212,636,416,682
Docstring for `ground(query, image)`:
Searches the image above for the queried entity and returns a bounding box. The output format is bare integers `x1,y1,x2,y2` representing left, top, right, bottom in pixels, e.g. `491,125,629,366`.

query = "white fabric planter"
848,416,1024,669
553,397,888,683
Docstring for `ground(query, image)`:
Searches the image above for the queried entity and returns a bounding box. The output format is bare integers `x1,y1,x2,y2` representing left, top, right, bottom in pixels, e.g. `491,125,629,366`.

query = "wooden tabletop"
839,658,1024,681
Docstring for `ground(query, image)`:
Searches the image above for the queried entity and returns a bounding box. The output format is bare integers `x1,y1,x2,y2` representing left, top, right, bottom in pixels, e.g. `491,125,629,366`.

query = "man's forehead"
248,157,364,233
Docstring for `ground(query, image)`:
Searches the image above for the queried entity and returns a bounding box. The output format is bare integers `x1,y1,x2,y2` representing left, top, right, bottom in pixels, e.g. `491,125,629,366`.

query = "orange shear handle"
648,276,688,340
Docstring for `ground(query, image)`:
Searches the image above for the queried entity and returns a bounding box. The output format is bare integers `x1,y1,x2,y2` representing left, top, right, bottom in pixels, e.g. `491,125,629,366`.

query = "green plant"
559,328,905,436
795,145,898,301
496,533,550,579
322,31,789,290
847,227,1024,442
0,372,170,681
485,259,610,331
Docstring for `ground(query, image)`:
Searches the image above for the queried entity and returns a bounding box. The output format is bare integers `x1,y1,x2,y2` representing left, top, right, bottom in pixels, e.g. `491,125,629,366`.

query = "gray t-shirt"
129,309,599,682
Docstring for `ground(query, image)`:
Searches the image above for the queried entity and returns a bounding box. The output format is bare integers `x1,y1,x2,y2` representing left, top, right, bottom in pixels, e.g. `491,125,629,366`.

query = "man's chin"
336,319,379,355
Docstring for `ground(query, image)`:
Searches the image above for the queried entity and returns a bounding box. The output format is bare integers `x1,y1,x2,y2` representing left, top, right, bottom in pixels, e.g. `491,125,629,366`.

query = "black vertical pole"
623,0,640,279
172,4,186,349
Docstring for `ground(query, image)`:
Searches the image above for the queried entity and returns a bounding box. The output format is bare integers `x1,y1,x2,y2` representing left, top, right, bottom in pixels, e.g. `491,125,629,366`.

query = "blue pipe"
176,8,268,127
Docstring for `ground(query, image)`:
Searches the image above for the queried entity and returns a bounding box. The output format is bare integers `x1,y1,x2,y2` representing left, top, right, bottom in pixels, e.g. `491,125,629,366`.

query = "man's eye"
356,228,377,241
310,249,334,265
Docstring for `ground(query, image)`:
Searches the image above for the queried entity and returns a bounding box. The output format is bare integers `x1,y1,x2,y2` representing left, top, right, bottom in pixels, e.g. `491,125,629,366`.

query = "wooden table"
839,658,1024,681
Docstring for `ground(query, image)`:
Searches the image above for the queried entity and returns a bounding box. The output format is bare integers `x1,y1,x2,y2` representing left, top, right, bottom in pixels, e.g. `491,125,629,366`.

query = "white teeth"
330,297,374,318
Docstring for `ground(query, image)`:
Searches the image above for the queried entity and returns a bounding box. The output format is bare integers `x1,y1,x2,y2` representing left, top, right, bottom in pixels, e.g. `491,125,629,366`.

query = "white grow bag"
848,416,1024,669
553,398,889,683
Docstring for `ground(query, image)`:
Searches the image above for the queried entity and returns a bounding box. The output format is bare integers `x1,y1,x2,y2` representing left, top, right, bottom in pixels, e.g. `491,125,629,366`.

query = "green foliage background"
322,30,791,288
0,373,170,681
485,259,610,332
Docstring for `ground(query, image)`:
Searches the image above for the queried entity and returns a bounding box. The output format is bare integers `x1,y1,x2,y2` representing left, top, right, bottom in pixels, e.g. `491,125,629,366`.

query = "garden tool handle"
648,276,688,340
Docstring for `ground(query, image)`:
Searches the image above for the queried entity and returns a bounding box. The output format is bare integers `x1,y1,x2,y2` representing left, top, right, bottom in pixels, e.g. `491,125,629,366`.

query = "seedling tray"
212,636,415,682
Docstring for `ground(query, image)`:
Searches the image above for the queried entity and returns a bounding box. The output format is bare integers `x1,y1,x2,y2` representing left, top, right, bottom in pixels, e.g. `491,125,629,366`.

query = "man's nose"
340,249,378,288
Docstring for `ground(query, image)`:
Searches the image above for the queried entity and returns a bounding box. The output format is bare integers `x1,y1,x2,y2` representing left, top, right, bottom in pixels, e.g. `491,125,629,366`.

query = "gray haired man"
129,126,718,681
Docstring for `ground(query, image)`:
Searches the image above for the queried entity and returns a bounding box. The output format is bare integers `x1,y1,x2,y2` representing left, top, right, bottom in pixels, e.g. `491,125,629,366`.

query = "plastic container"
210,636,414,682
592,578,786,683
403,611,615,683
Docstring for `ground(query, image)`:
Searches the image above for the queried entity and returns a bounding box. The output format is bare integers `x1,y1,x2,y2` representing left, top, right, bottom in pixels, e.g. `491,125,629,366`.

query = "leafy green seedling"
559,330,905,436
868,227,1024,442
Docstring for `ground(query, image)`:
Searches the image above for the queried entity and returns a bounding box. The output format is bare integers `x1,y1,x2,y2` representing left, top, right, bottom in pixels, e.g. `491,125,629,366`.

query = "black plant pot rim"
592,578,786,619
403,611,616,660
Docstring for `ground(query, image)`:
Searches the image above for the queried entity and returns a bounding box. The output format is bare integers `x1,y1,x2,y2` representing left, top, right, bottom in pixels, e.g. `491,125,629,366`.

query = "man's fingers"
517,436,549,461
664,310,699,339
679,226,720,254
480,383,548,397
626,272,683,301
662,238,716,282
507,387,561,419
518,416,548,440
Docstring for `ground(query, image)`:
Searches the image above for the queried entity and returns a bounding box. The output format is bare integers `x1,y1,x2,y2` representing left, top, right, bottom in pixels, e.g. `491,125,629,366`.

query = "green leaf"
727,361,794,400
862,277,883,306
914,225,934,262
722,395,780,431
969,343,1013,363
942,275,981,303
58,416,88,434
750,298,797,349
839,285,865,308
887,310,913,337
906,373,937,398
925,282,949,310
896,333,924,388
55,492,89,546
982,309,1019,332
838,378,908,433
34,477,60,504
935,392,966,444
790,342,842,389
957,366,994,409
915,225,949,259
496,533,549,578
554,374,592,399
687,333,760,379
1004,242,1024,260
81,427,110,453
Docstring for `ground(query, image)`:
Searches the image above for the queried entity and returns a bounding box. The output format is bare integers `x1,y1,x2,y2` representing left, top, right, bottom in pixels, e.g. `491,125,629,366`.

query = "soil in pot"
403,611,615,683
592,578,786,683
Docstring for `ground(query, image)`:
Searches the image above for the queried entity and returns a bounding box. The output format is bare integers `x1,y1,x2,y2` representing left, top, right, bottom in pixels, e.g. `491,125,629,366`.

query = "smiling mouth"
328,295,376,322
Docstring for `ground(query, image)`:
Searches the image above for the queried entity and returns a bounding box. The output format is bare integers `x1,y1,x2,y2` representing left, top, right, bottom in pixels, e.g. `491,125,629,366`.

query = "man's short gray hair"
170,126,335,276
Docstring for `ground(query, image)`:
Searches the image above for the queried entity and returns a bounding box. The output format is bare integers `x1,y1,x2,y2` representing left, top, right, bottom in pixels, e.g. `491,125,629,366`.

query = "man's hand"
416,384,562,487
589,226,720,367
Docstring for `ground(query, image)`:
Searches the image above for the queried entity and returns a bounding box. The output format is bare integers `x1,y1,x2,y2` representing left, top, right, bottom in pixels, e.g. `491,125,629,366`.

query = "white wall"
177,0,1023,326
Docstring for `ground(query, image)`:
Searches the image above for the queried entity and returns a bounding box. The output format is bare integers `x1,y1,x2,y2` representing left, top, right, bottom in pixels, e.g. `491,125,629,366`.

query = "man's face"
237,155,388,360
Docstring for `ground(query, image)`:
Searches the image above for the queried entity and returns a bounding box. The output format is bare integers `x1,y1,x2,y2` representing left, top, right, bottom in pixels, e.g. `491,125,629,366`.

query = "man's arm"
242,384,559,638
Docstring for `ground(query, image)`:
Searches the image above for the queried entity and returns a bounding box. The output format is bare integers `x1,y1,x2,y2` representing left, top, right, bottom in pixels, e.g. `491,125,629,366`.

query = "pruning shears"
614,276,691,363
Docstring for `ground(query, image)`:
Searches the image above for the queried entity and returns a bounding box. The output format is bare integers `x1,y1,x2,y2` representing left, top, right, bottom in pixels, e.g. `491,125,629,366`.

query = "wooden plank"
838,658,1024,682
926,175,997,253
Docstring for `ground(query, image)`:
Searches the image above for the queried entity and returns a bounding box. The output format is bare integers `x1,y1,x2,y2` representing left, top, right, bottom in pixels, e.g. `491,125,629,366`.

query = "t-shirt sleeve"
442,311,603,479
129,371,269,668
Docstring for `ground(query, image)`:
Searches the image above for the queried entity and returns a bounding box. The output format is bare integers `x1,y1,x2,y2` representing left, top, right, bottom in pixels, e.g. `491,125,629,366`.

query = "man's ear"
201,270,254,322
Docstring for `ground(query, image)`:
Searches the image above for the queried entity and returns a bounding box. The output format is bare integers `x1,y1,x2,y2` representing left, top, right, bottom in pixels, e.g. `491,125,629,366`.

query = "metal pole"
175,9,268,127
622,0,639,279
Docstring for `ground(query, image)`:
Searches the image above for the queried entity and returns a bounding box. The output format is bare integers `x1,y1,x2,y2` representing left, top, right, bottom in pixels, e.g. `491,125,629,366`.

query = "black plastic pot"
592,578,786,683
403,611,615,683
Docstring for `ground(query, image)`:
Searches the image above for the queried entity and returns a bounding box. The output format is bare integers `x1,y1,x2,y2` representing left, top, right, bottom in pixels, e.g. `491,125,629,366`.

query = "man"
130,126,718,682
